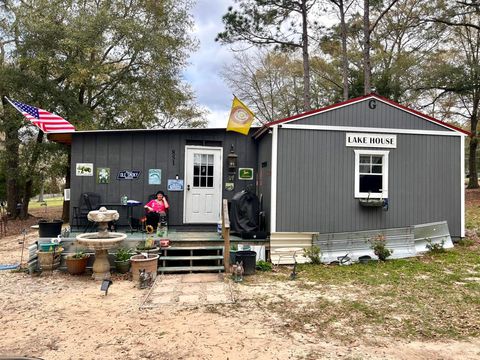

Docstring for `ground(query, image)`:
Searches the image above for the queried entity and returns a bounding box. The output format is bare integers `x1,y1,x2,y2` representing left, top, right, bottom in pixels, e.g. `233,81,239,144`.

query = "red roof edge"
255,93,470,136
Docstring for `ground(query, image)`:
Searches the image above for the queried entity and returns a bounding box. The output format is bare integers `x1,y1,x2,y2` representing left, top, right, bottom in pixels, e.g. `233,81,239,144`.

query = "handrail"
221,199,230,273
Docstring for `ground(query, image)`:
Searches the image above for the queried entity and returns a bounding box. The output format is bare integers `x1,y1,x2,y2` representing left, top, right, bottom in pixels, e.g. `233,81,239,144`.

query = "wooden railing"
221,199,230,273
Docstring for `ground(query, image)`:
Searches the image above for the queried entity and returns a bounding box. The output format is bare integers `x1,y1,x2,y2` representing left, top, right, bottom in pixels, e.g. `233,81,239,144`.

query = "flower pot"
66,255,89,275
38,219,63,238
130,254,159,282
115,260,130,274
37,250,62,270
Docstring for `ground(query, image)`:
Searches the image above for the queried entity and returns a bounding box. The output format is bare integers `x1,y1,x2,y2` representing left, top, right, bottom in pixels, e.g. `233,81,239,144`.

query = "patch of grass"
262,245,480,341
29,197,64,209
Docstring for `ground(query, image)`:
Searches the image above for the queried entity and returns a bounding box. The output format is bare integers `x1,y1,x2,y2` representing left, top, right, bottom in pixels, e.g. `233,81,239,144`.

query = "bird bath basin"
76,207,127,280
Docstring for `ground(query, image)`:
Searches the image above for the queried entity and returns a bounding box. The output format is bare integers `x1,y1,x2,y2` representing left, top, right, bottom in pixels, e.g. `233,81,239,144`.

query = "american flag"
6,97,75,133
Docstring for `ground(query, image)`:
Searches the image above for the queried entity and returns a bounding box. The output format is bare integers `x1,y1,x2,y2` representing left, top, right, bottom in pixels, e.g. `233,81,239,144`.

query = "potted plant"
115,247,133,274
65,249,89,275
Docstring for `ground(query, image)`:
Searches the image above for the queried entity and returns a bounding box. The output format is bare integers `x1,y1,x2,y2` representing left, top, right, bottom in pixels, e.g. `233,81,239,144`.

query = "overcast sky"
183,0,235,128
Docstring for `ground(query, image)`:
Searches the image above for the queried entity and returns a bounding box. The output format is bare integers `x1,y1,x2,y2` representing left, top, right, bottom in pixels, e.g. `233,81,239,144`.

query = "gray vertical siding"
276,128,462,237
70,129,258,226
257,134,272,230
295,99,456,132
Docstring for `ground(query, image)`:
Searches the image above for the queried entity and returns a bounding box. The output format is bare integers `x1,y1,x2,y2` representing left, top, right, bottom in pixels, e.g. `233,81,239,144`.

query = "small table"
100,202,143,232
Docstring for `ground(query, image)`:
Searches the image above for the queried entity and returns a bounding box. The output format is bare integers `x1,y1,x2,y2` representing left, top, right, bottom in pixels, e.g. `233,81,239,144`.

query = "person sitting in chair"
144,191,169,228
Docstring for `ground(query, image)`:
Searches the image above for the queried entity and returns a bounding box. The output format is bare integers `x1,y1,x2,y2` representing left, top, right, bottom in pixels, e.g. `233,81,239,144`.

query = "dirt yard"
0,196,480,359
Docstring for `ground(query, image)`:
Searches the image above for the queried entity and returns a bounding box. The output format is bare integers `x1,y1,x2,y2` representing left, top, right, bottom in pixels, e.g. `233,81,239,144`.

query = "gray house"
254,94,467,249
49,94,467,261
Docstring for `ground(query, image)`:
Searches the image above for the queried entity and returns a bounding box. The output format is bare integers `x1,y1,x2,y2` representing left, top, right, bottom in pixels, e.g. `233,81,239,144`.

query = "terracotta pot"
66,255,89,275
130,254,159,282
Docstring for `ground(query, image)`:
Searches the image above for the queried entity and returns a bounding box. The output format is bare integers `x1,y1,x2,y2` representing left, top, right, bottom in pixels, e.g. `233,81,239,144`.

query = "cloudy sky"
183,0,236,128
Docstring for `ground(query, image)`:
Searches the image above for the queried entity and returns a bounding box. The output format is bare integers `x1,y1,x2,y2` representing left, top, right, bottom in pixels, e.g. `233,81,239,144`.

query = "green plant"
256,260,272,271
136,241,155,250
370,234,392,261
115,247,133,261
426,238,446,254
71,249,88,259
230,243,238,251
303,245,321,264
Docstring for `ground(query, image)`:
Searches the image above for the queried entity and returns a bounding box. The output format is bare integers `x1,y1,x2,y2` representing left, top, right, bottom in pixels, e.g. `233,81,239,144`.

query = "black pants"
145,211,166,228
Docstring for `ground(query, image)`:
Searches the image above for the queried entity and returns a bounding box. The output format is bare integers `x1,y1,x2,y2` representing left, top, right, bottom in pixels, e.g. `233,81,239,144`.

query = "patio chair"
73,192,102,231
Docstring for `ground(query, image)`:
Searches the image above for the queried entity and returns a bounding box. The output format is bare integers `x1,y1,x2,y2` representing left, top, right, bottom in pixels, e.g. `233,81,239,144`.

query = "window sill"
358,198,385,207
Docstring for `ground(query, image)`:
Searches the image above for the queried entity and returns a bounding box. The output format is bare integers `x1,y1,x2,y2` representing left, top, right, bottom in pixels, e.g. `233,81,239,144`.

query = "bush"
370,234,392,261
303,245,321,264
256,260,272,271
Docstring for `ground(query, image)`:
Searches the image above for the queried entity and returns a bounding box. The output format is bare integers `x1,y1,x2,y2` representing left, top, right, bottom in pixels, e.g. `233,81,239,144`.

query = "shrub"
303,245,321,264
370,234,392,261
256,260,272,271
426,238,446,254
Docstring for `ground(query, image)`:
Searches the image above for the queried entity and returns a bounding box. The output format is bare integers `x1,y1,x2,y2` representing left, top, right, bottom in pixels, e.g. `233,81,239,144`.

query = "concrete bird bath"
76,207,127,280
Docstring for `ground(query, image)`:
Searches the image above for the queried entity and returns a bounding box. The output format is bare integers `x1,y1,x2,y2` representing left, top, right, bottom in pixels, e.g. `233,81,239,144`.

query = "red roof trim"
261,93,470,136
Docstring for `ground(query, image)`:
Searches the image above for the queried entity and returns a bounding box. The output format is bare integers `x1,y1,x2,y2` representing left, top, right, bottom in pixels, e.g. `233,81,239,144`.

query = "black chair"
73,192,102,231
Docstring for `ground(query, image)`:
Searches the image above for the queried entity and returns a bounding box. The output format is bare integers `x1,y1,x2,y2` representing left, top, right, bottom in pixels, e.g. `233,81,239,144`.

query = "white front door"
184,146,223,223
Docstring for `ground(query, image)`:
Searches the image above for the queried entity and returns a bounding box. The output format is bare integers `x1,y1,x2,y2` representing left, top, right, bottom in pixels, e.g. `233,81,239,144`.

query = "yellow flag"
226,97,254,135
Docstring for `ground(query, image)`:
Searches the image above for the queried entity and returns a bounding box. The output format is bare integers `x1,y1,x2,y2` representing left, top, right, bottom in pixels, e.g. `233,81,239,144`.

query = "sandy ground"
1,231,480,360
1,194,480,360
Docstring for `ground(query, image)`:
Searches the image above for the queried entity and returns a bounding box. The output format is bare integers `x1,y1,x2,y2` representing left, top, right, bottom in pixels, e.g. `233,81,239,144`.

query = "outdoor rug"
140,273,235,309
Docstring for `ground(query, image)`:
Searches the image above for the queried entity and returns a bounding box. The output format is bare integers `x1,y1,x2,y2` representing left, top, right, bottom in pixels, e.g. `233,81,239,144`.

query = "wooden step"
157,265,224,273
165,246,224,251
159,255,224,261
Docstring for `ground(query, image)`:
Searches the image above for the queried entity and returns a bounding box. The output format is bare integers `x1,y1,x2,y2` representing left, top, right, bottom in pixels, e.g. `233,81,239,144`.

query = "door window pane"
192,152,215,188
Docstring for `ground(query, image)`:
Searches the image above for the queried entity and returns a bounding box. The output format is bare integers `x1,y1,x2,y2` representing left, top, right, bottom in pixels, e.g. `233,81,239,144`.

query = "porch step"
158,265,224,273
159,255,223,261
165,246,224,251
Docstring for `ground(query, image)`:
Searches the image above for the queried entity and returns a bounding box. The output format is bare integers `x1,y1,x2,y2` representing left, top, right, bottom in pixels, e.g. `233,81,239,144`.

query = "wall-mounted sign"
148,169,161,185
76,163,93,176
97,168,110,184
225,182,234,191
167,179,184,191
346,133,397,148
117,170,141,180
238,168,254,180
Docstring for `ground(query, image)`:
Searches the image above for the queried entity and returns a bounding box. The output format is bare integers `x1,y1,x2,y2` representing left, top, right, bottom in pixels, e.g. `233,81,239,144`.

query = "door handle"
187,185,190,191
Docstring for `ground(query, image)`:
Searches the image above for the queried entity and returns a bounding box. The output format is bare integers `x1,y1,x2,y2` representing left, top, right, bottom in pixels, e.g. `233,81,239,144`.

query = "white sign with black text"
345,133,397,148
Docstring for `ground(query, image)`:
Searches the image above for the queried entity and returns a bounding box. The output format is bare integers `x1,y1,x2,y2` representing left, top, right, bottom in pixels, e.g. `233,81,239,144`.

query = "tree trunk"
20,131,44,219
339,0,349,100
467,96,479,189
62,149,71,223
301,0,311,110
1,97,21,219
363,0,371,95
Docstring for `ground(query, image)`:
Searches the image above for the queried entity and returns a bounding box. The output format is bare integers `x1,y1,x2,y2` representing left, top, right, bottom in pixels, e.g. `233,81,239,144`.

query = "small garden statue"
138,269,153,289
232,261,244,283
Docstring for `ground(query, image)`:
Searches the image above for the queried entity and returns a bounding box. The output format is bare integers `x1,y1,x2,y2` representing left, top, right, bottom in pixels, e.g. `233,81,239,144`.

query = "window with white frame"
354,150,389,198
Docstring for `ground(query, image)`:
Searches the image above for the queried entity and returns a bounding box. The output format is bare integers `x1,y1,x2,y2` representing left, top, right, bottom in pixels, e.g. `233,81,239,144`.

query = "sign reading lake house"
117,170,141,180
346,133,397,148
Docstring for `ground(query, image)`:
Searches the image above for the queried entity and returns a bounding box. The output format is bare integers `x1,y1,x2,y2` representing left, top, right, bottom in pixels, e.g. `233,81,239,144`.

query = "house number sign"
345,133,397,148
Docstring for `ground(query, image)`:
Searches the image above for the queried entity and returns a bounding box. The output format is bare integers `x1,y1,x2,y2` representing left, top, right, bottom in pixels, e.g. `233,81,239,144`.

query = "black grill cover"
229,190,259,234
